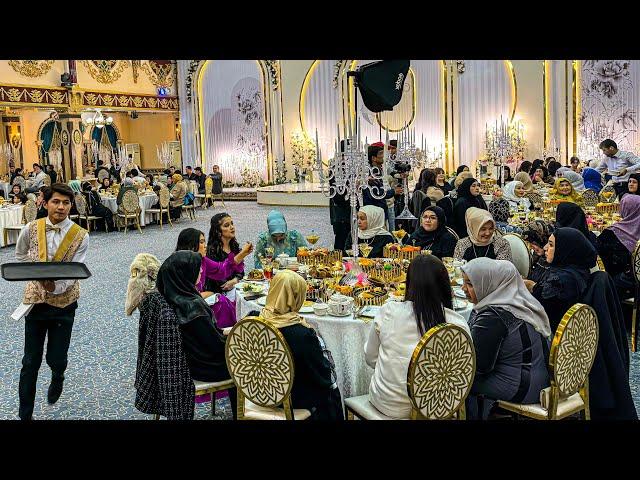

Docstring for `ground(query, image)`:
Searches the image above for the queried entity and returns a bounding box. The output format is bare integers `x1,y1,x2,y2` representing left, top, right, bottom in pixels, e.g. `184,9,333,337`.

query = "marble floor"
0,201,639,419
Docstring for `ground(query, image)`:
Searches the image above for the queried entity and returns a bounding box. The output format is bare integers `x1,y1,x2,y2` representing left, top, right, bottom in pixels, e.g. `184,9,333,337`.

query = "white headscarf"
125,253,161,315
555,166,572,178
462,257,551,338
358,205,388,240
502,181,531,209
561,170,586,192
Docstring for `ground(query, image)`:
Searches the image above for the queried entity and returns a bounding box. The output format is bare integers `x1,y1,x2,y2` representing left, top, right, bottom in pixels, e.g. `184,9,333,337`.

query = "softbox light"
351,60,410,113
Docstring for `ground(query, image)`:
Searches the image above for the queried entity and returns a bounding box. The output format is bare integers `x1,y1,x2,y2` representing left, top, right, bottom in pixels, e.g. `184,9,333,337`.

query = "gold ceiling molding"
81,60,130,84
0,84,68,107
141,61,175,88
8,60,55,78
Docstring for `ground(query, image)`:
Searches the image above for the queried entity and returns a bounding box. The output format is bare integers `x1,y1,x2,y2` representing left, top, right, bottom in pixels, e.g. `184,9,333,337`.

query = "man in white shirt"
130,168,146,184
15,183,89,420
596,138,640,198
25,163,48,193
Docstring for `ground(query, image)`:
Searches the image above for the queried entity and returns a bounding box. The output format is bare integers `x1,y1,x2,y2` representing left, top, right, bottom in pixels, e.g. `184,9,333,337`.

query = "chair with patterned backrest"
12,176,26,190
582,189,599,208
2,199,37,246
622,240,640,352
498,303,599,420
599,184,617,203
74,193,103,233
145,187,173,228
97,169,110,183
344,324,475,420
42,175,51,187
225,316,312,420
117,188,142,234
195,177,213,209
525,191,543,210
503,233,532,278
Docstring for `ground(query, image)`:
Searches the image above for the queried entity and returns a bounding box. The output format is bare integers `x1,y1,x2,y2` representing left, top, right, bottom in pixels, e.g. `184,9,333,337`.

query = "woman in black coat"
82,181,113,231
404,205,457,259
451,177,488,239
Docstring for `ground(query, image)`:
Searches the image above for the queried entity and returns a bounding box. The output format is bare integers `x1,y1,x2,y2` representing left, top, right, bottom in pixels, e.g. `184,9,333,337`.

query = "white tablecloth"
0,205,25,247
100,193,158,226
236,288,473,399
0,182,10,199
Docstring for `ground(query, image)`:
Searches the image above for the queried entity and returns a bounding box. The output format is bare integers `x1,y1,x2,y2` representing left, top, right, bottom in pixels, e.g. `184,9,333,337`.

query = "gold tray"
383,245,421,261
297,249,343,266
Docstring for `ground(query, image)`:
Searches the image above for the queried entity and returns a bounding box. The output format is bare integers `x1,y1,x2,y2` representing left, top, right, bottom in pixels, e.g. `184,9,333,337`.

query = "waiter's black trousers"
19,302,77,420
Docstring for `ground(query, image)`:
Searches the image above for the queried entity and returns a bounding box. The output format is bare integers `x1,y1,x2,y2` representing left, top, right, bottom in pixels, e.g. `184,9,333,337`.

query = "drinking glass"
263,262,273,281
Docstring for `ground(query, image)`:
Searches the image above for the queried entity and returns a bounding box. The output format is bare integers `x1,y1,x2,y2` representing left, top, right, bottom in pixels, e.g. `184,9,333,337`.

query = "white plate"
453,287,466,298
453,298,468,310
299,305,314,313
327,310,352,317
236,282,264,294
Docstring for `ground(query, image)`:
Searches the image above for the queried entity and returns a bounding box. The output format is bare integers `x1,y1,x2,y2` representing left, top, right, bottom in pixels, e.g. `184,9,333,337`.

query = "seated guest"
175,228,252,328
561,170,586,193
169,174,187,220
10,167,24,184
531,165,551,185
555,202,597,249
81,181,113,231
626,173,640,197
522,220,555,283
259,270,343,420
165,174,175,191
434,167,454,195
345,205,394,259
365,254,470,419
502,180,532,210
488,197,523,235
193,167,206,193
405,206,457,259
518,160,533,174
547,160,562,179
582,167,604,193
68,180,81,216
8,183,22,202
99,177,112,192
597,194,640,299
25,163,48,193
35,187,48,219
125,253,161,316
13,193,27,204
570,155,583,173
205,212,245,295
448,164,470,187
514,171,534,193
451,177,488,239
551,177,584,206
498,165,514,186
411,169,444,217
254,210,307,268
130,169,146,184
454,207,512,262
525,227,596,331
461,258,551,420
145,174,154,186
184,165,196,181
436,171,472,225
156,250,238,419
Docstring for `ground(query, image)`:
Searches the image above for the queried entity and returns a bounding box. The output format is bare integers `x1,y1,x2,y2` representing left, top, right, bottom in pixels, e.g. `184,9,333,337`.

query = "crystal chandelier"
83,109,113,129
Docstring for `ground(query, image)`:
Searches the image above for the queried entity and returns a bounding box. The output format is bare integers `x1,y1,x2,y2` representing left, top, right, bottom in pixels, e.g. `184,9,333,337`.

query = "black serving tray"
1,262,92,281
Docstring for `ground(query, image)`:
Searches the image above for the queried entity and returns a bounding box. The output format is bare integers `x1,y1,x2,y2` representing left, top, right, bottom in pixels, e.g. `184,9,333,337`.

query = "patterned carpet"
1,201,639,419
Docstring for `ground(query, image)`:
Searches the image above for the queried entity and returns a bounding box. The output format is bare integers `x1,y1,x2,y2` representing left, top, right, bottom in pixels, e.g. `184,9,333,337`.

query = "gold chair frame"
117,189,142,234
74,193,105,233
146,187,173,228
582,189,599,208
623,240,640,352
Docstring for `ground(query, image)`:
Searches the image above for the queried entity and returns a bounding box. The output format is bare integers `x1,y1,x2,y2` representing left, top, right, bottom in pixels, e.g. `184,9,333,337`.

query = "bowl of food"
247,269,265,281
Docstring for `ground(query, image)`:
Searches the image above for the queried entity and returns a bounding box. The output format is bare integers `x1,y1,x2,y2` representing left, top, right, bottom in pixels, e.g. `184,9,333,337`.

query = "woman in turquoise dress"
254,210,308,268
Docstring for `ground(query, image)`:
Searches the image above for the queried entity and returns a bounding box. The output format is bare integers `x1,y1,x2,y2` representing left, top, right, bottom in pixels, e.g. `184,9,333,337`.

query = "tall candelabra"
156,141,172,169
484,116,526,182
315,125,387,261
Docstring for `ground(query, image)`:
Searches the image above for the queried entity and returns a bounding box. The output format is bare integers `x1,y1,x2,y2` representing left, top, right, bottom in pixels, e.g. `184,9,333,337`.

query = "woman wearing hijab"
525,227,596,331
597,195,640,297
555,166,572,178
561,170,586,193
454,207,512,262
345,205,394,258
488,197,523,235
436,171,471,228
551,177,584,206
365,255,470,419
451,177,488,238
405,206,457,259
502,180,532,210
99,177,112,192
498,165,514,186
531,165,551,185
254,210,307,268
513,171,534,193
169,173,187,220
626,173,640,196
259,270,343,420
582,167,604,193
461,258,551,420
522,220,555,283
156,250,238,417
81,181,113,231
555,202,598,249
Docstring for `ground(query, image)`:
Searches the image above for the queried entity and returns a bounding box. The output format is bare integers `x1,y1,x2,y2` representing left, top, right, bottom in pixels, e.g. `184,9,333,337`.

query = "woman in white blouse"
364,254,470,419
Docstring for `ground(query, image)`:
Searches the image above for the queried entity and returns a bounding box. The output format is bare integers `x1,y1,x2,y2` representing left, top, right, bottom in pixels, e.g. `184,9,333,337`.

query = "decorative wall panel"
8,60,55,78
81,60,130,84
0,84,68,106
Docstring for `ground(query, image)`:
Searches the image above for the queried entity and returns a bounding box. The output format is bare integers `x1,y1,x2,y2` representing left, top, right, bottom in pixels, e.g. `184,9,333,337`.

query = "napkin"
11,303,33,321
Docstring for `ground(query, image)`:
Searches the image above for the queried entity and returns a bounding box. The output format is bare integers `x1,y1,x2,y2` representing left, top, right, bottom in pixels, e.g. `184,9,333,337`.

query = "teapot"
327,293,354,316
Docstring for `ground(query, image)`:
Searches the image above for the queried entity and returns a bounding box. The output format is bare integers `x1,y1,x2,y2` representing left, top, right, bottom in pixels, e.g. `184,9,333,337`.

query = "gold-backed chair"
498,303,598,420
74,193,104,233
599,184,617,203
195,177,213,209
345,324,475,420
145,187,173,228
3,199,37,245
42,175,51,187
622,240,640,351
225,316,312,420
12,176,26,190
582,189,599,208
525,191,543,210
117,188,142,234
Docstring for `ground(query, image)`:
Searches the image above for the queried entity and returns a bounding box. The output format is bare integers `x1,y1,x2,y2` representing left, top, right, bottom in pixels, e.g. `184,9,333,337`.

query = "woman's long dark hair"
176,227,204,252
405,255,453,335
518,160,532,173
206,212,240,258
419,169,437,193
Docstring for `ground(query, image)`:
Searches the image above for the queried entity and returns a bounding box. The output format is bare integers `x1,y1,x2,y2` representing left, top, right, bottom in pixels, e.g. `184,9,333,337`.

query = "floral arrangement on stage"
240,166,263,188
290,130,317,181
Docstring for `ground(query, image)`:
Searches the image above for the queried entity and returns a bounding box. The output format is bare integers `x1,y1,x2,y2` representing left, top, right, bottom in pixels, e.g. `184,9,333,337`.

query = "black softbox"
351,60,410,113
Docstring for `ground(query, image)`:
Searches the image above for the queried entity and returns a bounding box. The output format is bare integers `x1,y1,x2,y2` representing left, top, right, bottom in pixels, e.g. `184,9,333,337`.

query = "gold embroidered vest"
23,218,88,308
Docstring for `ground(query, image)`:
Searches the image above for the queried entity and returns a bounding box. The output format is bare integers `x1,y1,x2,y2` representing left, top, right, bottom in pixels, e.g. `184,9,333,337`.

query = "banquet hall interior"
0,59,639,421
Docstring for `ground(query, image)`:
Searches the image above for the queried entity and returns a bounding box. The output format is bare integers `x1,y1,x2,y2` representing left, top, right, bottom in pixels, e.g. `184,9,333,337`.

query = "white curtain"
456,60,512,169
200,60,267,185
547,60,569,160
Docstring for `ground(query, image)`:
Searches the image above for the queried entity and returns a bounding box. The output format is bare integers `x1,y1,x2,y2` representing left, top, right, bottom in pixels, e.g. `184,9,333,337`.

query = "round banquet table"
236,286,473,400
0,204,25,247
100,193,158,226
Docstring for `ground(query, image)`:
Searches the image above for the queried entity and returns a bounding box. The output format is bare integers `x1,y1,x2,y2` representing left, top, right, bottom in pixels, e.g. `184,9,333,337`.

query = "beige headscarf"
514,171,534,193
465,207,496,246
125,253,161,315
358,205,388,240
454,171,473,189
172,173,183,184
260,270,311,329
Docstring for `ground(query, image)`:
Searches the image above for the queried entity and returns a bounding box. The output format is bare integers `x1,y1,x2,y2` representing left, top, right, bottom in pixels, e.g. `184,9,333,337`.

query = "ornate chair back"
205,177,213,195
632,240,640,286
158,186,170,209
120,189,140,215
503,233,532,277
23,199,38,223
526,191,543,210
446,226,459,241
599,184,616,203
13,176,26,189
225,316,297,419
406,323,475,420
42,175,51,187
582,189,599,208
97,169,110,183
74,192,87,216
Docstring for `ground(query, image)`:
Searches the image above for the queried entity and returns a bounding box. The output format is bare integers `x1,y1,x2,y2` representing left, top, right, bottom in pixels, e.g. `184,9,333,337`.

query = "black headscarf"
156,251,211,325
555,202,591,241
410,205,447,245
548,227,596,301
457,177,487,209
547,160,562,177
627,173,640,195
523,220,554,249
529,159,544,175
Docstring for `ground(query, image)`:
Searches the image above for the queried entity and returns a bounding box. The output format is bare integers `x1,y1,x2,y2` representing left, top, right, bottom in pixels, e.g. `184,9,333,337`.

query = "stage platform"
256,183,329,207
